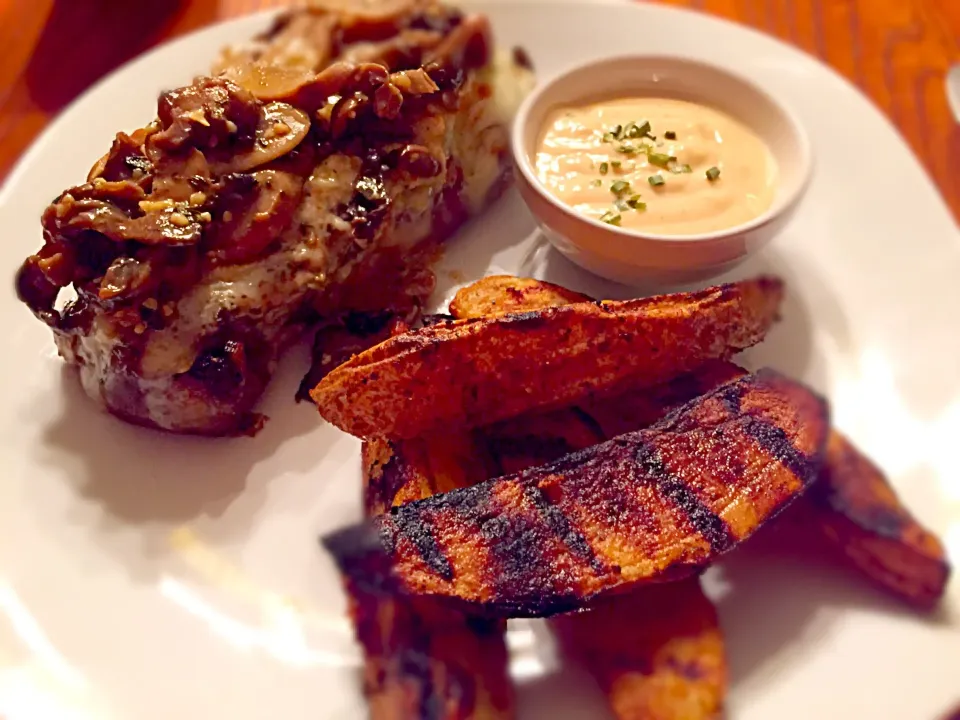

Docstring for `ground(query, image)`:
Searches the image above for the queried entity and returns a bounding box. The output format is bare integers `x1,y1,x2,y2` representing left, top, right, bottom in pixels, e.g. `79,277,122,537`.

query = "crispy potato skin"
332,277,598,720
369,364,738,720
364,432,500,517
346,275,947,720
808,432,950,609
346,284,747,717
312,277,784,439
449,275,592,318
337,433,514,720
356,370,828,616
485,360,748,474
552,580,726,720
454,277,951,610
332,526,514,720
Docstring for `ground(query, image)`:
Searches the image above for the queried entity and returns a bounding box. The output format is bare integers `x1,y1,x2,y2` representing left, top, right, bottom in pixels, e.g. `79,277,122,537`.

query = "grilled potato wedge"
552,580,726,720
485,360,748,472
449,275,592,318
462,276,951,610
365,431,502,517
312,276,784,439
361,379,734,720
337,278,597,719
326,370,829,616
808,432,950,609
334,531,514,720
334,433,514,720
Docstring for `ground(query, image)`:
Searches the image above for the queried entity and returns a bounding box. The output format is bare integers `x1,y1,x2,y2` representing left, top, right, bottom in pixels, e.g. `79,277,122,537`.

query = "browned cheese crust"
328,370,829,617
808,432,950,609
312,276,785,439
15,0,527,434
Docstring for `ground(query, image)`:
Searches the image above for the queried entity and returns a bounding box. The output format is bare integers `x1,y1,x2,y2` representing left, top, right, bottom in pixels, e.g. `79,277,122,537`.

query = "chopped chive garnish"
599,162,609,175
648,152,673,168
679,163,692,173
600,210,622,226
611,160,622,170
648,174,665,187
706,166,721,181
665,130,676,140
610,180,631,195
617,144,640,155
624,121,650,139
627,195,646,210
591,179,602,187
615,199,629,211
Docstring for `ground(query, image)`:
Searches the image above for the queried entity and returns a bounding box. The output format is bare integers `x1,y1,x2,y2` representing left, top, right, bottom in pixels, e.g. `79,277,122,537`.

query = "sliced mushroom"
396,144,441,177
214,102,311,174
98,256,156,302
424,13,492,75
151,149,213,202
15,254,65,324
88,126,156,183
206,169,303,266
337,29,443,69
389,67,439,95
329,94,364,139
74,178,147,208
336,0,419,44
373,82,404,119
52,195,203,247
224,63,320,103
152,78,262,155
255,11,338,71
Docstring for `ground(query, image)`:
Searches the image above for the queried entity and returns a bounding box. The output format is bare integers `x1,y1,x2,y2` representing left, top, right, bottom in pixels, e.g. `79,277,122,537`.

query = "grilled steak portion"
15,0,533,434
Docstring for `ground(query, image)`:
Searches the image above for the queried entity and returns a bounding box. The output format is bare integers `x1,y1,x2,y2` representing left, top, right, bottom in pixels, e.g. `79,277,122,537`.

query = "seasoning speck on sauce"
535,97,777,235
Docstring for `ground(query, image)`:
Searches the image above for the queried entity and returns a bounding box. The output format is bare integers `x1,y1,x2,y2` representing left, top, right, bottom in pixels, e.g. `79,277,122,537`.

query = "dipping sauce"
535,97,777,235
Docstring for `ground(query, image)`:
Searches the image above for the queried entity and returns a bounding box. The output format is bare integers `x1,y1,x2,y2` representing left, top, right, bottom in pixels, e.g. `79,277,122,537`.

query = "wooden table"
1,0,958,222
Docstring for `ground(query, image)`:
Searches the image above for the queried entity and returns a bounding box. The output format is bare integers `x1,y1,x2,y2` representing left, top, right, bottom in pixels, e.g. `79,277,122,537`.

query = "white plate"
1,2,958,718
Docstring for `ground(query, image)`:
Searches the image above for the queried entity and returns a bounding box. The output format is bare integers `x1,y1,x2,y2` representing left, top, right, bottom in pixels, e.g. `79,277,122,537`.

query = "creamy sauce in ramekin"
536,97,777,235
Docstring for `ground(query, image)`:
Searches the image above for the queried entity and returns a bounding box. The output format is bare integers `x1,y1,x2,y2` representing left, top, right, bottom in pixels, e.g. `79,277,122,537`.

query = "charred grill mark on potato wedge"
351,370,828,616
331,434,515,720
375,360,740,719
365,431,500,516
552,579,727,720
311,276,784,439
808,432,950,609
483,408,606,475
328,520,514,720
578,361,748,441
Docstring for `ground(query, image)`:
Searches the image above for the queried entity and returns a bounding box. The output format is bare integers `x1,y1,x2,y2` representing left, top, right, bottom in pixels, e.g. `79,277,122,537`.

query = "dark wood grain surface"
0,0,958,221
